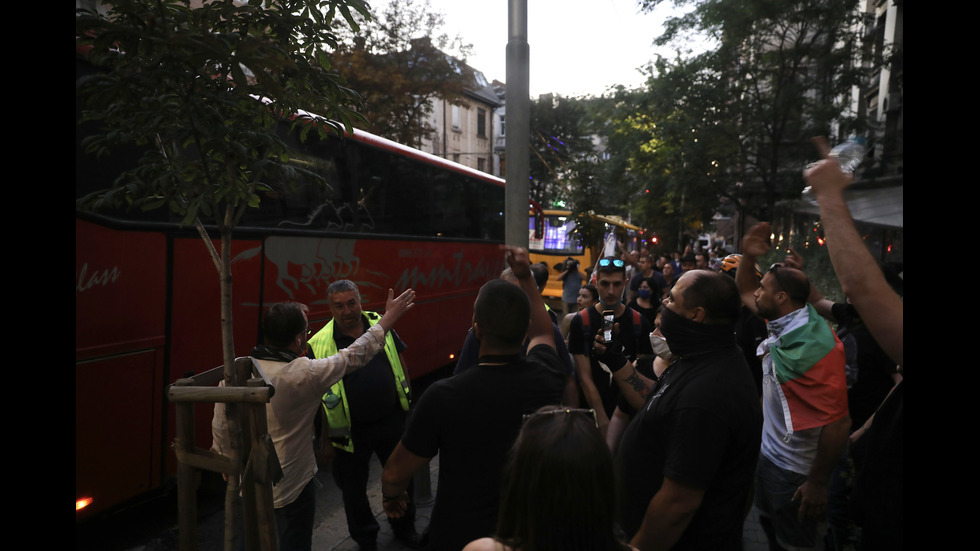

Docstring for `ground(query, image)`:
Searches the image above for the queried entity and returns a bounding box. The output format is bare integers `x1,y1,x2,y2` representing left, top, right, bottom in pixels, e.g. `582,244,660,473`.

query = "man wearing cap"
736,223,850,551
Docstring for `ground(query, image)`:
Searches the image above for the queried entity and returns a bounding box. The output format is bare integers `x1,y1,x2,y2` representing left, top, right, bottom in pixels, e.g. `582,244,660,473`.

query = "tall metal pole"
505,0,529,248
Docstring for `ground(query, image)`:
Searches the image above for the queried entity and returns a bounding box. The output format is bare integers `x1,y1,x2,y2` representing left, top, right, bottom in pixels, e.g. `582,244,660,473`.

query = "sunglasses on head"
523,408,599,428
598,258,625,268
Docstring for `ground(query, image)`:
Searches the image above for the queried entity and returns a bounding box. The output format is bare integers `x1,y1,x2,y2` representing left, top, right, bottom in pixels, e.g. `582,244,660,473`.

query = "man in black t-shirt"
380,247,565,551
568,257,653,435
618,271,762,550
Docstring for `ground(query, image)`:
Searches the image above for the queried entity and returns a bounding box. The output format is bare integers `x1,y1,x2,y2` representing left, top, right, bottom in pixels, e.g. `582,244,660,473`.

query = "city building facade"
420,66,501,176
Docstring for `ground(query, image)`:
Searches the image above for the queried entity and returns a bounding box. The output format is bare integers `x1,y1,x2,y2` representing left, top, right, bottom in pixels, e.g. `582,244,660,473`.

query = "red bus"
75,63,506,518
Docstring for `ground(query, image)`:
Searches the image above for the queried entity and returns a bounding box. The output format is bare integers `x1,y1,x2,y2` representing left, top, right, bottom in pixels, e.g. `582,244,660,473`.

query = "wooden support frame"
169,357,279,551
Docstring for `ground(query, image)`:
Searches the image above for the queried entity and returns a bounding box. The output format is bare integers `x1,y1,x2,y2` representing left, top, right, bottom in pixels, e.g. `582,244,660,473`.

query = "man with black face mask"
614,270,763,551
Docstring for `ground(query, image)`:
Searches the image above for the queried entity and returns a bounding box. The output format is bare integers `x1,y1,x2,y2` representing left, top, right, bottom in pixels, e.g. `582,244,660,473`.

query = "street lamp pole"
505,0,529,248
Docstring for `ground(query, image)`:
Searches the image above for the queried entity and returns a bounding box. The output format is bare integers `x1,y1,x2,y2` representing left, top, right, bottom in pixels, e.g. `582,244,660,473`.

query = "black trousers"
331,411,416,544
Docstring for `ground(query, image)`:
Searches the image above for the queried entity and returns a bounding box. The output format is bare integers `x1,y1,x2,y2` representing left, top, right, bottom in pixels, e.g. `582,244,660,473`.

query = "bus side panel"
76,219,168,518
76,350,164,516
76,220,168,359
166,236,265,468
246,236,504,377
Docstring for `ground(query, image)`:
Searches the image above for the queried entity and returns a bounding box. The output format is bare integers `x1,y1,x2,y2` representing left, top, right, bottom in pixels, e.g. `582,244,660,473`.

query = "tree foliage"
76,0,367,230
527,94,594,209
76,2,369,545
327,0,476,147
617,0,868,234
525,92,645,250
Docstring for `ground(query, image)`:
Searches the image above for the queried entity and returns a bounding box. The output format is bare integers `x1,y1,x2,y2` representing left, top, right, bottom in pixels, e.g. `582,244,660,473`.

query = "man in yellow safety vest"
308,279,421,550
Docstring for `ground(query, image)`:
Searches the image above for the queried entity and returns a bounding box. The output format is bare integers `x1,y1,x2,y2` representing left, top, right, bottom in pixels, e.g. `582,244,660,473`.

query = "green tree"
627,0,868,224
328,0,475,147
605,54,742,251
528,93,595,209
76,0,367,546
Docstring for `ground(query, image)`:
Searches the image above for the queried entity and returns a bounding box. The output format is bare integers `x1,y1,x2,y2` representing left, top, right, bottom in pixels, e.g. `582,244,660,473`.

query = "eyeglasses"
522,408,598,428
598,258,625,268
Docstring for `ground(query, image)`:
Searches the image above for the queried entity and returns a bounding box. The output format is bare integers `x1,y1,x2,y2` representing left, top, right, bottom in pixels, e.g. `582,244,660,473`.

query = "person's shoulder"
524,344,565,379
410,375,461,415
569,307,593,327
622,306,647,325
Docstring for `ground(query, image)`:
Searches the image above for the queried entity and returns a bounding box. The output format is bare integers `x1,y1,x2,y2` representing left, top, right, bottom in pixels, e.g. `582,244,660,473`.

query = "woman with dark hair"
463,407,637,551
560,284,599,341
627,277,660,326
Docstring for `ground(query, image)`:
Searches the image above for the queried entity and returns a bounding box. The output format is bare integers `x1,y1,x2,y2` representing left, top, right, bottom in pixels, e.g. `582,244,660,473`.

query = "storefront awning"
793,185,903,229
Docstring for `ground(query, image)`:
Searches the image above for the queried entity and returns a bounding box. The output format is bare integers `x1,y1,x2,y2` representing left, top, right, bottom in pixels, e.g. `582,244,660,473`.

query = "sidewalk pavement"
313,455,439,551
312,454,772,551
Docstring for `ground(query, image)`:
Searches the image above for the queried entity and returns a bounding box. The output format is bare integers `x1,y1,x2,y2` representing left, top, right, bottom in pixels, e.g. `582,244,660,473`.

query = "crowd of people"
211,137,902,551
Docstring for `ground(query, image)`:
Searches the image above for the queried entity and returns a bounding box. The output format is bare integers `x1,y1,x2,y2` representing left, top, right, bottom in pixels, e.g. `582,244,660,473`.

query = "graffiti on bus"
234,236,359,299
234,237,505,303
395,249,504,291
278,198,377,233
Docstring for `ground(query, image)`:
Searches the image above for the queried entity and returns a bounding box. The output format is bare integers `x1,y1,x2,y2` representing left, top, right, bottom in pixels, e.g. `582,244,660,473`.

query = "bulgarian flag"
770,304,848,432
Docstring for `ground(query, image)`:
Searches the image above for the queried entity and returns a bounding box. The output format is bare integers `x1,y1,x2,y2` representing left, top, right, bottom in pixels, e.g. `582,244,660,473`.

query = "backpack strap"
632,308,643,342
579,307,592,350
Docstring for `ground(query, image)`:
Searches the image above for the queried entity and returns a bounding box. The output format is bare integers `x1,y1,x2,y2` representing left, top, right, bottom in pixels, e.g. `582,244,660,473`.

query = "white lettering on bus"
76,263,121,292
395,250,504,290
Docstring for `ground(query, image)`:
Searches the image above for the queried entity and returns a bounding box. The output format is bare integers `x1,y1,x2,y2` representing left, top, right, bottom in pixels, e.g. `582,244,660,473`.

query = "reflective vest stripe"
308,311,410,453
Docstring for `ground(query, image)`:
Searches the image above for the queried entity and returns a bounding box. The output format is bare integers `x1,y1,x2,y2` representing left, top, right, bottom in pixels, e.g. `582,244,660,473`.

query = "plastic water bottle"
829,136,866,174
801,136,866,205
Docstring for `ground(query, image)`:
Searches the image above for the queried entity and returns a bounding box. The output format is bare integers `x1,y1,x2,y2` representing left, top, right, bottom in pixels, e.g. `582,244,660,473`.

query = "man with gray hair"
307,280,422,550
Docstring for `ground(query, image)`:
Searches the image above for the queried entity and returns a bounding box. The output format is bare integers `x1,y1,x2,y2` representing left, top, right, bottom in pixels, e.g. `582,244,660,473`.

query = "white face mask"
650,334,673,360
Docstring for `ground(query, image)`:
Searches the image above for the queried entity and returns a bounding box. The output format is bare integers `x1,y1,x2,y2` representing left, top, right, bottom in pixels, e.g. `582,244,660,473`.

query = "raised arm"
804,137,903,370
377,288,417,333
736,222,771,315
504,246,554,351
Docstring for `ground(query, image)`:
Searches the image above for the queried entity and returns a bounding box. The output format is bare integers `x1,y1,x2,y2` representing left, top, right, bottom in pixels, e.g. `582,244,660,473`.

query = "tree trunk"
219,227,243,551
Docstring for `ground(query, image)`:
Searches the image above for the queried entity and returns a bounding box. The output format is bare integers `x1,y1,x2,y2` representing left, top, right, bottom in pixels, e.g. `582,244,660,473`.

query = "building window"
477,157,486,172
452,105,461,132
477,108,487,137
499,114,505,136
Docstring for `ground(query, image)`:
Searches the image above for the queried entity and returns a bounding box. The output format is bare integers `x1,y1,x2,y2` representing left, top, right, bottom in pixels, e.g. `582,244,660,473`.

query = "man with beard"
736,223,850,551
615,270,762,550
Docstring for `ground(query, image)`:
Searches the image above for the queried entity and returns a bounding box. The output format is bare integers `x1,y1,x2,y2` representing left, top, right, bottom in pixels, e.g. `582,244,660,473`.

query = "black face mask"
658,305,735,357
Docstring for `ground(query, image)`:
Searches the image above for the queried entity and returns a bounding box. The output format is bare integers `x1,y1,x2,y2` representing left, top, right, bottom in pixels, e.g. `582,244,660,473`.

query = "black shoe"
392,526,424,549
357,542,378,551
